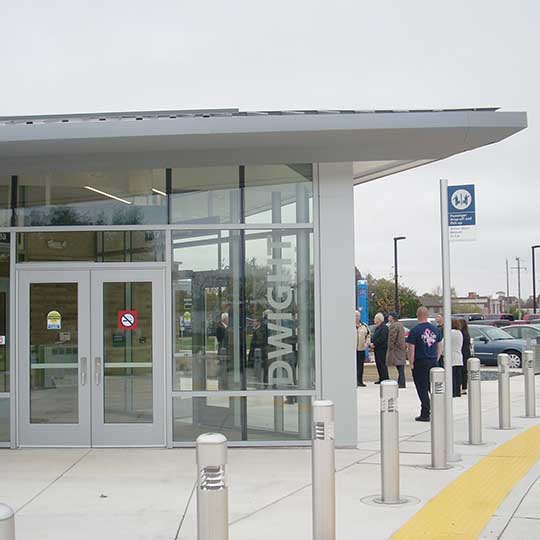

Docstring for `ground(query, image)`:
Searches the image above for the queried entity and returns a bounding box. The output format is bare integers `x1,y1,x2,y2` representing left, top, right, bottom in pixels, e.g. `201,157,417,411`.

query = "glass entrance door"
18,268,165,446
90,269,165,446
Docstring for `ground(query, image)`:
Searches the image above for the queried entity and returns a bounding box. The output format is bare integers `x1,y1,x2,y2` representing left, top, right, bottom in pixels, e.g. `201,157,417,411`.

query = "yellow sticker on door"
47,310,62,330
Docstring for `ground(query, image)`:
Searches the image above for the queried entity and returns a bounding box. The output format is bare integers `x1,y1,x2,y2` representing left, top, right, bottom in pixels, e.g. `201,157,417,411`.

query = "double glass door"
18,268,165,446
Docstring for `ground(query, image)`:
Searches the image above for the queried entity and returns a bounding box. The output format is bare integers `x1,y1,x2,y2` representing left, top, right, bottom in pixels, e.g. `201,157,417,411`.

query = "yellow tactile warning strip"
391,425,540,540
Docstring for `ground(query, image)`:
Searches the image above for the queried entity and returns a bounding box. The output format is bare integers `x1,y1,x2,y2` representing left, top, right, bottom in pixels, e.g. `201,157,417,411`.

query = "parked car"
468,325,526,368
472,319,515,328
398,317,435,330
454,313,485,321
523,314,540,322
484,313,515,321
501,324,540,342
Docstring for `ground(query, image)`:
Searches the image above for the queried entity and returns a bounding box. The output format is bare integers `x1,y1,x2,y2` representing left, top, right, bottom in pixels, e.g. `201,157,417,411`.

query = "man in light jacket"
386,312,407,388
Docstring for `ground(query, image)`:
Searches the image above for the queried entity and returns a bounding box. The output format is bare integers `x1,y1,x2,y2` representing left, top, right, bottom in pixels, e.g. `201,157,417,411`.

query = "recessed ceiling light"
84,186,132,205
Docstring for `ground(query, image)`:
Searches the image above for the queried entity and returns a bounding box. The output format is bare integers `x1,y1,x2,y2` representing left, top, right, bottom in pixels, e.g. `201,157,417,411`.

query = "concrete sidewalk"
0,375,539,540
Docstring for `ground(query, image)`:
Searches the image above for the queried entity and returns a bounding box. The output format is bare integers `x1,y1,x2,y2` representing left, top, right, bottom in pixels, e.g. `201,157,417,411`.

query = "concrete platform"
1,375,539,540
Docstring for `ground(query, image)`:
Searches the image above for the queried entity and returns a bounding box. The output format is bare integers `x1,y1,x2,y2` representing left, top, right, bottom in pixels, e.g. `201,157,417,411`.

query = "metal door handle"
95,357,102,386
80,357,87,386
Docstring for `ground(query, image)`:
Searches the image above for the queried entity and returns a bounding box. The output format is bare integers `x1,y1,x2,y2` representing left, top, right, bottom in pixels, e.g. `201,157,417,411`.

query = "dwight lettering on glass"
266,239,295,386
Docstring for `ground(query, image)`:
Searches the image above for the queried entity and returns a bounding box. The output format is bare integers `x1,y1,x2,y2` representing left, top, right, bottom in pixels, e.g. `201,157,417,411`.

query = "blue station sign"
448,184,476,227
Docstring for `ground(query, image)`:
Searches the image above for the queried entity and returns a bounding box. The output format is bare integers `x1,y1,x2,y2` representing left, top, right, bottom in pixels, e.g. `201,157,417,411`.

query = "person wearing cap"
386,312,407,388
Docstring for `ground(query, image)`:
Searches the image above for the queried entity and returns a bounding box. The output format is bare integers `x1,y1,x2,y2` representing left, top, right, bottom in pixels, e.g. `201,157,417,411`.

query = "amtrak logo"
451,189,472,211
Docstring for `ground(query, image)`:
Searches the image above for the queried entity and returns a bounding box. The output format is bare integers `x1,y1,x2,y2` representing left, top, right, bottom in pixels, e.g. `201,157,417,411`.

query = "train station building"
0,107,526,447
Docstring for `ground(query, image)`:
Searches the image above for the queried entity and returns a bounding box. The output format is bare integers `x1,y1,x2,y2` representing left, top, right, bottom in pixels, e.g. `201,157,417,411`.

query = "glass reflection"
29,283,79,424
172,229,314,392
0,233,9,393
172,395,311,442
0,398,8,442
17,169,167,226
17,231,165,262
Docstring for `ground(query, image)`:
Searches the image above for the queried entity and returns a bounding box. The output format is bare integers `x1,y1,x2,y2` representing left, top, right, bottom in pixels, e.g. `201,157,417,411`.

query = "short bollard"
196,433,228,540
468,358,483,445
379,381,400,503
430,368,448,469
312,400,335,540
0,504,15,540
498,354,511,429
524,350,536,418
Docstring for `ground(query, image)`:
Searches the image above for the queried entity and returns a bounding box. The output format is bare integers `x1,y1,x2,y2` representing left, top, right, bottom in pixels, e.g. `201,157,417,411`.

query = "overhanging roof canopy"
0,108,527,179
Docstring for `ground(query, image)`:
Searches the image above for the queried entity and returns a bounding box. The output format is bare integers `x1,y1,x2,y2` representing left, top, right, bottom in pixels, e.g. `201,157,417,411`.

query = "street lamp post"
533,245,540,314
393,236,406,314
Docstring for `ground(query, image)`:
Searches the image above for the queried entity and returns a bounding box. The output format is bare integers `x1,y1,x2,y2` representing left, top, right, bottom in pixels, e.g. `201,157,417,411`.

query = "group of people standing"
355,306,473,423
355,310,407,388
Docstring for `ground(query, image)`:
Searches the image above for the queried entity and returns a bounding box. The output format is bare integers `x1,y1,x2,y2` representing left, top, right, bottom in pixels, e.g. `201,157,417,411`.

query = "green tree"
364,274,420,321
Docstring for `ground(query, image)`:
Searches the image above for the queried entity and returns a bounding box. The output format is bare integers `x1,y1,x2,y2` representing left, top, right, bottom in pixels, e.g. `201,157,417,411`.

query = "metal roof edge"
0,107,503,125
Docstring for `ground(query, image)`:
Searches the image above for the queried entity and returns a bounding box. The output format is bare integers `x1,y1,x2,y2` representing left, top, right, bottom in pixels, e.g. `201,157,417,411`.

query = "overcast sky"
2,1,538,300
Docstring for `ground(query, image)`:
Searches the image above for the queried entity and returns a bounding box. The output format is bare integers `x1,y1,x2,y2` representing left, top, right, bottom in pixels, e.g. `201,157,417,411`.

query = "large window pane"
172,229,314,392
170,164,313,225
0,398,8,442
30,283,79,424
17,169,167,226
244,164,313,224
172,230,241,391
172,394,312,442
17,231,165,262
0,177,11,227
0,233,9,393
173,395,242,442
246,395,311,441
244,230,315,391
170,167,240,224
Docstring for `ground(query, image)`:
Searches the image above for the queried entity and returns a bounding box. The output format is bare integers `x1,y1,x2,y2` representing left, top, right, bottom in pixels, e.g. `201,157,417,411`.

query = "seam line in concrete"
229,449,381,527
495,471,540,539
173,480,197,540
15,449,93,514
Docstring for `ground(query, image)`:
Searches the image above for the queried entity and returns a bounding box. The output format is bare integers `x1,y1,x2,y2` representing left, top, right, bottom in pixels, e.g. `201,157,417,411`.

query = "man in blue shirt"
406,306,443,421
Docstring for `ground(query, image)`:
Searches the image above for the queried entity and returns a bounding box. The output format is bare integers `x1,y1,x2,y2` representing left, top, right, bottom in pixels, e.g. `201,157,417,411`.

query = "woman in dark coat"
459,318,472,393
371,312,389,384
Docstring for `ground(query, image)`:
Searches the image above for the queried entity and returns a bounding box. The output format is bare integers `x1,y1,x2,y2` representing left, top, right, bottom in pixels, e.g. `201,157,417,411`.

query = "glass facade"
1,163,315,445
172,229,314,393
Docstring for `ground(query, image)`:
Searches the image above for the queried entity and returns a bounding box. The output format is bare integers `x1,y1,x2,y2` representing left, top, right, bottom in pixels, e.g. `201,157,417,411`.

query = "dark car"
469,325,526,368
484,313,515,321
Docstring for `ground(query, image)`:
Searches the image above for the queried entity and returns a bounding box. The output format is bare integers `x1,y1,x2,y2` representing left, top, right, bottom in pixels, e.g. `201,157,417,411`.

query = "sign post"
440,181,476,461
440,179,455,462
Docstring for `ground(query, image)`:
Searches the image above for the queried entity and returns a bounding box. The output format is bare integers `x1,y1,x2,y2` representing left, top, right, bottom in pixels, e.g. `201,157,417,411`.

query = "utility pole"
533,245,540,314
511,257,527,308
393,236,406,314
506,259,510,298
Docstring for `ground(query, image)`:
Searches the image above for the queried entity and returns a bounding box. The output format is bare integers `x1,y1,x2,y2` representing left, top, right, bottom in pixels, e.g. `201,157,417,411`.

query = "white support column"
316,162,357,447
